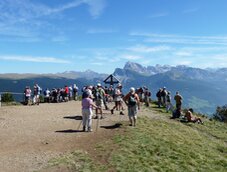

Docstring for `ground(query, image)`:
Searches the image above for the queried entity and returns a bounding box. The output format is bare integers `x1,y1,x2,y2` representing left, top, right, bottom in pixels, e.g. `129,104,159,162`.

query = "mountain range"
1,61,227,116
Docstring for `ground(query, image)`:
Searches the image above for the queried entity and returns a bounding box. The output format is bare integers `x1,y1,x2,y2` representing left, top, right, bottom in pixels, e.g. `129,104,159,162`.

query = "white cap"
97,83,101,87
130,87,135,93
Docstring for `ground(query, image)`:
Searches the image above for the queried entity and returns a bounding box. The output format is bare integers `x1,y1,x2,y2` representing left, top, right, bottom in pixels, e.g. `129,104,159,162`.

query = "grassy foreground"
44,107,227,172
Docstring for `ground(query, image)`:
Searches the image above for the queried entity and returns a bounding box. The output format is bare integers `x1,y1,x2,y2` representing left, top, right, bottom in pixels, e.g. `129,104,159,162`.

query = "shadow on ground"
55,129,83,133
64,115,82,120
100,123,122,129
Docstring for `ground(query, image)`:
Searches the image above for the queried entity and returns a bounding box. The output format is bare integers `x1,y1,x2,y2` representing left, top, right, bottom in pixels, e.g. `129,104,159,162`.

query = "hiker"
185,108,203,124
171,107,182,119
94,83,105,119
174,91,183,110
24,86,31,105
107,85,114,102
33,84,42,105
73,84,79,101
166,91,173,112
161,87,167,107
68,85,73,101
64,85,69,102
43,88,51,103
123,87,140,126
82,90,99,132
143,86,151,107
156,88,162,108
111,83,124,115
136,87,144,102
50,88,58,103
103,86,109,110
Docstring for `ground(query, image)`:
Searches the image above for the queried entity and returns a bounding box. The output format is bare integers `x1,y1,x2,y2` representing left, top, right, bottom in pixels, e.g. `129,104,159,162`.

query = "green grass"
44,104,227,172
47,150,106,172
110,117,227,172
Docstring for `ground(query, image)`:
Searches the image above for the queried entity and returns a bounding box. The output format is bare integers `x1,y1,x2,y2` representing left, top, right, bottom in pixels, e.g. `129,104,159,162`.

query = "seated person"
171,107,182,119
185,108,203,124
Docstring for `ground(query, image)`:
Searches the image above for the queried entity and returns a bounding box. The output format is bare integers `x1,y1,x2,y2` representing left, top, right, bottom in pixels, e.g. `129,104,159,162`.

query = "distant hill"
114,62,227,115
0,71,108,102
1,62,227,115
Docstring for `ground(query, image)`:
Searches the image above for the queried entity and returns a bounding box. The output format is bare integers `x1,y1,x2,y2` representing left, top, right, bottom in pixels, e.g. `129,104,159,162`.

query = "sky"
0,0,227,74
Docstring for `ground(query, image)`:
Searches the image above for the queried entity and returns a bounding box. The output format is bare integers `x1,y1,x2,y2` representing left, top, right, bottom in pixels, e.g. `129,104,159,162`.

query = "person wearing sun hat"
123,87,140,126
110,83,123,115
94,83,105,119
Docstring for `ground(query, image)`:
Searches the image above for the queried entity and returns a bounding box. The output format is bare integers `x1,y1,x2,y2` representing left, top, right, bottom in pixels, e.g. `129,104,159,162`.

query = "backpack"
128,94,137,106
95,89,103,101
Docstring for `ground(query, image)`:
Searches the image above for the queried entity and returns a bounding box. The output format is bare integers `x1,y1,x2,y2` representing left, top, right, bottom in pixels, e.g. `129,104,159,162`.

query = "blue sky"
0,0,227,74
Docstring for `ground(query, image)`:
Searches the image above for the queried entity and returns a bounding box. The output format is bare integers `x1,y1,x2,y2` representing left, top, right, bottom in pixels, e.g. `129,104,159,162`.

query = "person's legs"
111,101,117,114
100,107,103,119
87,110,93,131
133,116,137,126
82,110,87,131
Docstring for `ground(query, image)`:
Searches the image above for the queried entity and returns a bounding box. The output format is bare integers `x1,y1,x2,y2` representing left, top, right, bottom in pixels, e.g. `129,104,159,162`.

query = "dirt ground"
0,101,131,172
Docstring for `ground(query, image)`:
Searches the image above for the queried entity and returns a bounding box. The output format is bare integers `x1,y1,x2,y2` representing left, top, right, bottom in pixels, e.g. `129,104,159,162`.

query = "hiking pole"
77,118,83,130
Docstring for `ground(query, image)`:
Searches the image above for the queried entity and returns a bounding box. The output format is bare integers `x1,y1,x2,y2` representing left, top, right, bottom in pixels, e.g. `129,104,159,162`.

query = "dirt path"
0,101,131,172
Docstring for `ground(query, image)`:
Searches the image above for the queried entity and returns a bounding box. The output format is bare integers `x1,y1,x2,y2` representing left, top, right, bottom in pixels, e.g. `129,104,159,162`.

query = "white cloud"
87,28,117,34
127,45,171,53
130,32,227,46
84,0,107,19
121,55,143,60
175,51,192,57
0,0,107,40
0,55,70,64
91,62,104,66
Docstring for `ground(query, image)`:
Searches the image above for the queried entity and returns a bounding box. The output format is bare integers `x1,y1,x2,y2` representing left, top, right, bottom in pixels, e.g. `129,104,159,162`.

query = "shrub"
213,105,227,122
1,92,14,102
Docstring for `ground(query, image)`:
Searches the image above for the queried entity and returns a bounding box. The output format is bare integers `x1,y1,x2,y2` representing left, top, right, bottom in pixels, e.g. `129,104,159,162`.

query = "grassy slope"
44,105,227,172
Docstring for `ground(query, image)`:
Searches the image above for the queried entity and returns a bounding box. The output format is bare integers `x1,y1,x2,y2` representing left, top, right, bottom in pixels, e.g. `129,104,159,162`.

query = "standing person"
143,87,151,107
64,85,69,102
94,83,105,119
174,91,183,110
103,86,109,110
111,83,124,115
43,88,51,103
81,91,99,132
33,84,42,105
123,87,140,127
108,85,114,102
68,85,73,101
73,84,79,101
24,86,31,105
156,88,162,108
166,91,173,112
161,87,167,107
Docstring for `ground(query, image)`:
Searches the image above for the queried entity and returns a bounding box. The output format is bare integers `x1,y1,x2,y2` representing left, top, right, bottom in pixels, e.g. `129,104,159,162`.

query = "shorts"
128,105,138,117
96,100,104,107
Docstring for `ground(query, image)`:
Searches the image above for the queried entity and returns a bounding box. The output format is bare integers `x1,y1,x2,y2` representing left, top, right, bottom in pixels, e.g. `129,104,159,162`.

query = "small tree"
1,92,14,102
213,105,227,122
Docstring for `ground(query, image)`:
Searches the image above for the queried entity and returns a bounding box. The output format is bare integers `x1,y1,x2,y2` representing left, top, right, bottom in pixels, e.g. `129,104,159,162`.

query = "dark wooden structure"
103,74,120,86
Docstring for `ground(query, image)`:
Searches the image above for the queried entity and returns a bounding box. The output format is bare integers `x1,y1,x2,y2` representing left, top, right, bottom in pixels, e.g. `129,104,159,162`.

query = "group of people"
23,84,79,105
24,83,203,132
156,87,203,124
81,83,141,132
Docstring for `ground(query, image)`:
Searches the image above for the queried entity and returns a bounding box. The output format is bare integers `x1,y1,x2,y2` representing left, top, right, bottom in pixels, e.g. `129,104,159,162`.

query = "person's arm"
136,94,140,110
88,98,99,109
123,93,130,106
